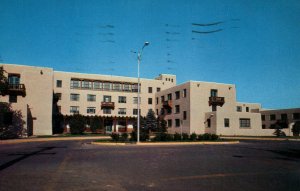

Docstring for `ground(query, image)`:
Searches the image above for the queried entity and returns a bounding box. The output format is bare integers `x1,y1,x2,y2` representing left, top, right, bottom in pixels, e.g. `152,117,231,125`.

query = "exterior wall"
0,64,53,136
155,83,190,134
260,108,300,136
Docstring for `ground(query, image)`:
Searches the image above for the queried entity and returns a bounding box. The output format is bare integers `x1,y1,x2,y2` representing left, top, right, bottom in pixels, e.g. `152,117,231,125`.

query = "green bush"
130,131,137,141
111,133,120,142
190,133,197,141
121,133,128,141
202,133,212,140
174,133,182,141
197,134,204,140
211,134,219,140
69,114,86,134
182,133,189,140
153,132,167,141
166,134,174,141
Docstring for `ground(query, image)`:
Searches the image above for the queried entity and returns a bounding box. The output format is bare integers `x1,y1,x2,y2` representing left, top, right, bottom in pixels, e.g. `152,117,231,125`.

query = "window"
148,87,153,93
87,94,96,102
212,105,217,112
262,124,266,129
224,118,230,127
161,96,165,103
132,84,138,92
87,107,96,114
157,87,161,92
210,89,218,97
240,118,251,128
133,109,140,115
55,93,62,100
183,89,187,98
156,109,159,115
270,114,276,121
148,98,152,105
175,105,180,113
156,97,159,105
70,79,81,88
167,119,172,127
56,80,62,88
183,111,187,120
103,108,111,114
123,84,131,92
133,97,140,104
160,108,165,115
103,95,111,102
118,108,126,115
82,81,92,89
237,106,242,112
175,119,180,127
9,95,17,103
112,83,122,91
70,106,79,114
118,96,126,103
207,119,211,128
175,91,180,99
246,107,249,112
261,115,265,121
70,94,80,101
167,93,172,100
103,82,111,90
93,81,102,90
8,74,20,84
281,113,288,120
293,113,300,120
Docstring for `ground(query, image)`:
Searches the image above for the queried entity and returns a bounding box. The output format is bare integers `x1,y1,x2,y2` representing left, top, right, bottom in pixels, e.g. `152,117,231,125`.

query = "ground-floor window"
240,118,251,128
87,107,96,114
175,119,180,127
224,118,230,127
167,119,172,127
103,108,111,114
70,106,79,114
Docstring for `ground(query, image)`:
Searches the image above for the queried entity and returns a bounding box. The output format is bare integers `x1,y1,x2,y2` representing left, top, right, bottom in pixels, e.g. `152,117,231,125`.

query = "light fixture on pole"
136,41,150,143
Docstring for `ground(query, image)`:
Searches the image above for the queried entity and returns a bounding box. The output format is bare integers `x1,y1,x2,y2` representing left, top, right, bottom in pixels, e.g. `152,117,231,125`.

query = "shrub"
153,132,167,141
121,133,128,141
90,116,103,133
111,133,120,142
174,132,182,141
166,134,174,141
292,121,300,136
182,133,189,140
211,134,219,140
197,134,204,141
190,133,197,141
69,114,86,134
130,131,137,141
202,133,212,140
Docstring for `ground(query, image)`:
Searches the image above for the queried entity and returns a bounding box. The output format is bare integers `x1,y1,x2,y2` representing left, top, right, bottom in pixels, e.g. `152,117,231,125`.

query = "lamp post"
136,42,150,143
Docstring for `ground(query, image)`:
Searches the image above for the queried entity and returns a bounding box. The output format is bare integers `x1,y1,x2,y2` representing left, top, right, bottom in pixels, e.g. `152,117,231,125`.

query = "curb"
91,141,240,146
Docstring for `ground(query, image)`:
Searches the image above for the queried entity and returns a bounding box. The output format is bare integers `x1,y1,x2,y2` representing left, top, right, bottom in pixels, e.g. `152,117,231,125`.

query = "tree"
69,114,86,134
292,121,300,136
0,66,8,96
0,102,25,139
145,109,157,132
131,115,147,141
52,93,64,134
273,121,286,137
90,116,104,133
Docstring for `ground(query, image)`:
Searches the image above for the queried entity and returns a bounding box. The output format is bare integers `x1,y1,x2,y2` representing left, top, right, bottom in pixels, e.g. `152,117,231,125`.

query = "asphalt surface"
0,140,300,191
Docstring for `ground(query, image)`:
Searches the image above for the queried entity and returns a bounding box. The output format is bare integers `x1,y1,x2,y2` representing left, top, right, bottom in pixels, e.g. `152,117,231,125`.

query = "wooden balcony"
162,100,172,108
0,84,26,97
208,96,225,107
101,102,115,109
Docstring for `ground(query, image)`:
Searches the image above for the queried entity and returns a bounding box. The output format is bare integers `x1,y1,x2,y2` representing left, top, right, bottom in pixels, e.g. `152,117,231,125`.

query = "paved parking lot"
0,140,300,191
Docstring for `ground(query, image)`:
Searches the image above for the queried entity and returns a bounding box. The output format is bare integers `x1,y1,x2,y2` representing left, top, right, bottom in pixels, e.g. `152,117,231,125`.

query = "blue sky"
0,0,299,109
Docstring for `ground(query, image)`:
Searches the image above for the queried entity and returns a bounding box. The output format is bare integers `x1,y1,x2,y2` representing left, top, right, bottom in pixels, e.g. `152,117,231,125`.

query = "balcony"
0,84,26,97
209,96,225,107
162,100,172,108
101,102,115,109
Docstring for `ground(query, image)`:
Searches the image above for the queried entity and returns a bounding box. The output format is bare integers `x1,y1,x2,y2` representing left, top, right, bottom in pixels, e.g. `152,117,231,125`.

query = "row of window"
56,93,153,104
156,89,187,104
206,118,250,128
261,113,300,121
236,106,250,112
56,80,162,94
158,105,183,115
69,106,141,115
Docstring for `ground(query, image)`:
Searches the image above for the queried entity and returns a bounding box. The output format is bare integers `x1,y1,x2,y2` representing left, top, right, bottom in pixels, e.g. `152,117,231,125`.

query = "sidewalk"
221,136,300,141
0,136,111,145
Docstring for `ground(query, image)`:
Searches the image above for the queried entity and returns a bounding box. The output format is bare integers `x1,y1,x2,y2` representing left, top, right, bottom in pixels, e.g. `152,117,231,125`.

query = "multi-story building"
1,63,299,137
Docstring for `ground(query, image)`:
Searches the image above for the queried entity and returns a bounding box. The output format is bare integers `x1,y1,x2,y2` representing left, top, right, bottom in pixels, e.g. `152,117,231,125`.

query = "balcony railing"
0,83,26,97
101,102,115,109
208,96,225,107
162,100,172,108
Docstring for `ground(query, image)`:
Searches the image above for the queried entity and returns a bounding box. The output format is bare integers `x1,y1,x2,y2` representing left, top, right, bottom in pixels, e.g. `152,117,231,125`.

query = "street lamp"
136,41,150,143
